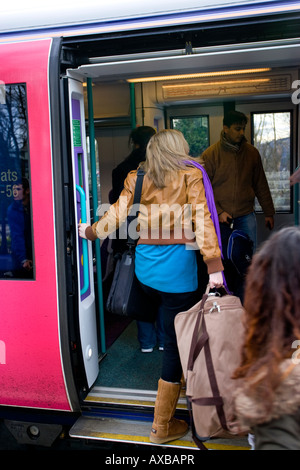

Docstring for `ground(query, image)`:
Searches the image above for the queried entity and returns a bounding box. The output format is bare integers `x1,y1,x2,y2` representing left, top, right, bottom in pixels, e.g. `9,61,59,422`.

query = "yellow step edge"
84,431,250,450
84,395,186,408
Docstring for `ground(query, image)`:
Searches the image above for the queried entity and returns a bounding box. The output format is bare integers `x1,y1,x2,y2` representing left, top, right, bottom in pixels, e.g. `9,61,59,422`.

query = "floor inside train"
73,317,250,450
97,319,162,389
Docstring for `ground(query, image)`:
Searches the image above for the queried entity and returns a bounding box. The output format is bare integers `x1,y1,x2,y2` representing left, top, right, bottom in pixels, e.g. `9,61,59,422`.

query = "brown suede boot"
150,378,188,444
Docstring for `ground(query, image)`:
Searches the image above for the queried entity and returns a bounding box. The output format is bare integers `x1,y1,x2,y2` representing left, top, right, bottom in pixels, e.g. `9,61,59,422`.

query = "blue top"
135,244,197,293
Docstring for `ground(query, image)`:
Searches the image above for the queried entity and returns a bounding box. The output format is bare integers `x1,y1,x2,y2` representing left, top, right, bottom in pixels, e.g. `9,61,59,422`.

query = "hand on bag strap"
208,271,223,290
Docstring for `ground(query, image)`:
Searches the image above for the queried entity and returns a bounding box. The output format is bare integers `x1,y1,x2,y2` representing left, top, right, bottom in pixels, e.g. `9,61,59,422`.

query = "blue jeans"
137,306,165,349
231,212,257,252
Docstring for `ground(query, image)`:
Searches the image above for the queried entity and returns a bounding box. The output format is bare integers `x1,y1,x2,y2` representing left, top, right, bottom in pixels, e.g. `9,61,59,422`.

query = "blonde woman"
79,129,223,444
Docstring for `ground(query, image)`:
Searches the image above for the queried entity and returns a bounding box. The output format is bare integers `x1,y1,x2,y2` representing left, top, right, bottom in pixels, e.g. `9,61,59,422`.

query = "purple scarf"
185,160,229,292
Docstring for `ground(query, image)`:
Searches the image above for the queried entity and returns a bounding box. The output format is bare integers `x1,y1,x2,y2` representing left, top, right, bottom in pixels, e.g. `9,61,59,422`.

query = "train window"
251,111,292,213
0,83,33,279
170,115,209,157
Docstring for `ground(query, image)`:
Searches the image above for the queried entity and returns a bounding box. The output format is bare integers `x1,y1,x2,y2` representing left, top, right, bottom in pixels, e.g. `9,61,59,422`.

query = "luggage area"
69,321,250,450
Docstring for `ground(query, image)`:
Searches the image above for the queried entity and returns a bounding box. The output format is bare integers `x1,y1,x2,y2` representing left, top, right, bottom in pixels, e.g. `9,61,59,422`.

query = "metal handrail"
76,184,89,295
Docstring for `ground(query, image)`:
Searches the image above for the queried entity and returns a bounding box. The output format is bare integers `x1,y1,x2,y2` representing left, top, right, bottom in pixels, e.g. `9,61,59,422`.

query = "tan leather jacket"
86,166,223,274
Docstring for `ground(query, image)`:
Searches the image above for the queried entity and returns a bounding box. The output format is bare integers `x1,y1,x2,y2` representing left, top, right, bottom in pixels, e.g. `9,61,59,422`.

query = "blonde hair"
142,129,190,188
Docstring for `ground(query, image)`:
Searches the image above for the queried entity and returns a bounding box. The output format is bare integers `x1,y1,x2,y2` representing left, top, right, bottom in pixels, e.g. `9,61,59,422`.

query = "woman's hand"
78,223,89,239
209,271,223,289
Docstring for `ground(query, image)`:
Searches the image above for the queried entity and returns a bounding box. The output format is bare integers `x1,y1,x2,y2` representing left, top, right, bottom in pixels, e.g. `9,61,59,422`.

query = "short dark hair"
129,126,156,149
223,110,248,127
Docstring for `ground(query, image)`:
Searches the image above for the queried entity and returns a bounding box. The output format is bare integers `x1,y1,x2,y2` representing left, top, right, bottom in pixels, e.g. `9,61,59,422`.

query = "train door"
0,39,73,412
66,75,99,388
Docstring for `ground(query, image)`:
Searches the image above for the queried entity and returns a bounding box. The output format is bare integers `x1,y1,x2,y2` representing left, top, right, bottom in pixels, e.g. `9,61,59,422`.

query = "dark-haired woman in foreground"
233,226,300,450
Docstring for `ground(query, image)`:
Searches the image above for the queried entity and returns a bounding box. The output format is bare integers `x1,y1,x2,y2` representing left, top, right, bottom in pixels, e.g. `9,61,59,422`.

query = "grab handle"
76,184,89,296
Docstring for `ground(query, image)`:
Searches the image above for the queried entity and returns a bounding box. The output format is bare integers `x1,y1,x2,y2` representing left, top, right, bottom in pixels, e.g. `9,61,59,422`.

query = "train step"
82,385,187,409
69,415,250,450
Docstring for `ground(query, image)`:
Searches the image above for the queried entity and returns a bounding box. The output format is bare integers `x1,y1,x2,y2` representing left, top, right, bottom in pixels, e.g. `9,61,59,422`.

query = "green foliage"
172,116,209,157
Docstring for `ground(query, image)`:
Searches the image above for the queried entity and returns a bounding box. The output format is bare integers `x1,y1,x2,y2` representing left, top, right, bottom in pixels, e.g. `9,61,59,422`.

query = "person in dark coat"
110,126,156,204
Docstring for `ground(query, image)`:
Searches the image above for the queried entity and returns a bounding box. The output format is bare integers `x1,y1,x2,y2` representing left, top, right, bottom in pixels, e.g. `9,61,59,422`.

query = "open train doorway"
65,36,300,410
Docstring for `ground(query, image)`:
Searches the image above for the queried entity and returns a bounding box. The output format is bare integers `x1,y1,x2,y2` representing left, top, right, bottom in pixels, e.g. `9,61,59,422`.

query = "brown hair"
233,226,300,407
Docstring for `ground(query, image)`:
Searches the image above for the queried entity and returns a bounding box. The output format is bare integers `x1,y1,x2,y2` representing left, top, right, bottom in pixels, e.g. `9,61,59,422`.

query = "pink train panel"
0,39,72,411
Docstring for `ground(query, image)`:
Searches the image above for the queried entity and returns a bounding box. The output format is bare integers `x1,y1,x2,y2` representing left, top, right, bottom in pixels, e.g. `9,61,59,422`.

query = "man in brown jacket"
200,110,275,299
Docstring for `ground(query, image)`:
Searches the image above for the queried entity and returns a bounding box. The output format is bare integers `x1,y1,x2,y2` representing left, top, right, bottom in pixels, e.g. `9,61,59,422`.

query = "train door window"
0,83,33,279
87,137,101,206
251,111,292,213
170,115,209,157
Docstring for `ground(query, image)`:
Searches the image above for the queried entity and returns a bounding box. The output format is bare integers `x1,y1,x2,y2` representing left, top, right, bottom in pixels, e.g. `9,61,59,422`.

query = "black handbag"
106,168,158,322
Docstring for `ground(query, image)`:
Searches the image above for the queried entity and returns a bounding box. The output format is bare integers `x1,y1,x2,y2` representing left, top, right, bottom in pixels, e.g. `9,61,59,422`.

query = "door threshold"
84,385,187,409
69,415,250,450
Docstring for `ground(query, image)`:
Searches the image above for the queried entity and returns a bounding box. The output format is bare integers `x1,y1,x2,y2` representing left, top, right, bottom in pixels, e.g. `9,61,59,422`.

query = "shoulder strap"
133,168,144,206
127,168,144,247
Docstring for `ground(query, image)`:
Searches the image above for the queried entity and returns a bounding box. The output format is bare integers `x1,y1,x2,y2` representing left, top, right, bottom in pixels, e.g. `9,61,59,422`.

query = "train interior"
2,3,300,451
67,36,300,448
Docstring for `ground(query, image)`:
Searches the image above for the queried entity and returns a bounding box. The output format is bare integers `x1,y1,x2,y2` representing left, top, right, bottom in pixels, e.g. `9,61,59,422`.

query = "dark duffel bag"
106,247,158,322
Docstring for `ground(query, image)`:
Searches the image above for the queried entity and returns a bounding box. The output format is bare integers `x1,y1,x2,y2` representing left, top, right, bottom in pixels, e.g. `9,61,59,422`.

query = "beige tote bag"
175,287,248,448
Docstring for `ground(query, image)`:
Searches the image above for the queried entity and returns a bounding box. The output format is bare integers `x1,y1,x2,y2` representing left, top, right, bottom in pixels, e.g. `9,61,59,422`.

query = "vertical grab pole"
130,82,136,129
76,185,89,295
87,77,106,354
